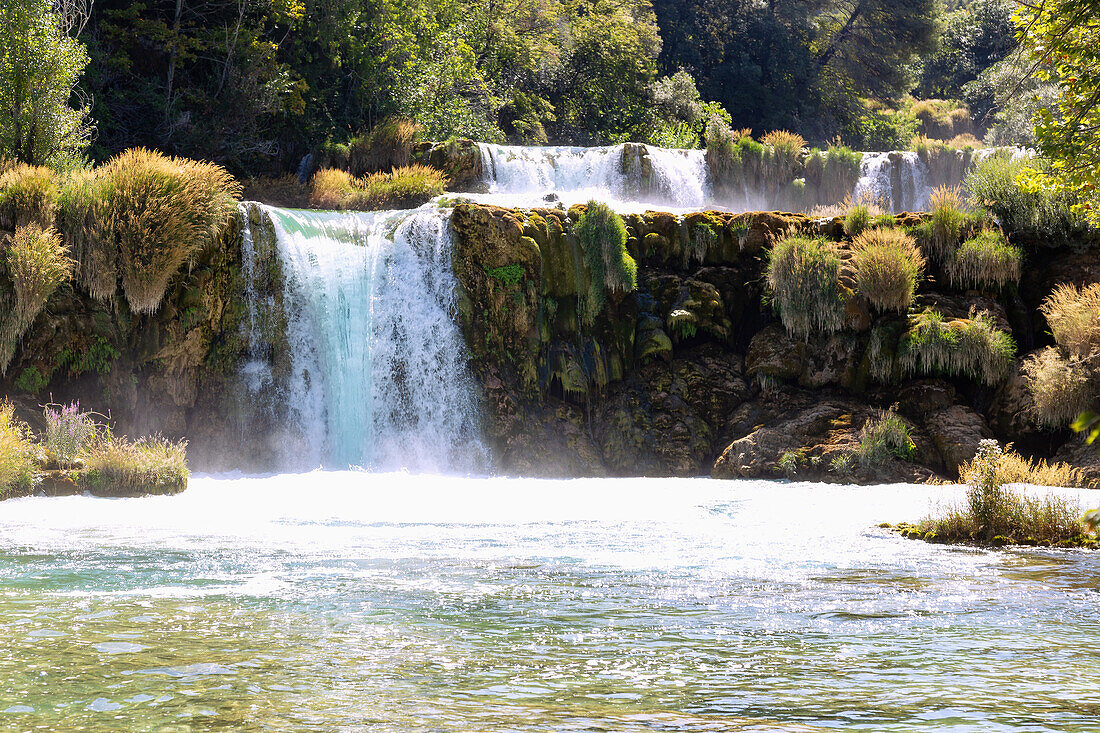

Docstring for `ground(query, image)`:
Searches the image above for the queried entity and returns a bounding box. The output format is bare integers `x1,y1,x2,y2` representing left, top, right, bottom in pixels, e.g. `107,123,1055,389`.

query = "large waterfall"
240,204,487,473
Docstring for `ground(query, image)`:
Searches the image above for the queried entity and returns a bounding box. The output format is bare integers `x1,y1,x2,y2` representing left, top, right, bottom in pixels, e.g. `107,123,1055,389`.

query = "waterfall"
475,143,710,208
853,152,932,213
240,204,487,473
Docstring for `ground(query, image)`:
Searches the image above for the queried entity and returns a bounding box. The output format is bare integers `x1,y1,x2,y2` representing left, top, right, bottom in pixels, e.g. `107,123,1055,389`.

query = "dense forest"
17,0,1042,175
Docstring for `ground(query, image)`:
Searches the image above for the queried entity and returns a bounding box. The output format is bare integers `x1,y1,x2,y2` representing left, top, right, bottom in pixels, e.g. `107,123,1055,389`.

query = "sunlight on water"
1,475,1099,731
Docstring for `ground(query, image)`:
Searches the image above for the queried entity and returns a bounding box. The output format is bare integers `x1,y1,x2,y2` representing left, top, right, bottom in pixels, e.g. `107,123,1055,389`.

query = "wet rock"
923,404,993,477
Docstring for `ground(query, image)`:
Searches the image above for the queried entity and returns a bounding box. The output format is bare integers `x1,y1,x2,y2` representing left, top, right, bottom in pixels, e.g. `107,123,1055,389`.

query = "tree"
0,0,91,167
917,0,1016,100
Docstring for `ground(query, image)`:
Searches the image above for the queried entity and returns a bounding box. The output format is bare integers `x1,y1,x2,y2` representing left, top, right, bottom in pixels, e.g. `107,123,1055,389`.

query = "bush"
844,203,872,236
964,154,1084,241
1041,283,1100,358
347,117,422,176
851,228,925,311
310,165,446,211
43,401,99,469
947,230,1022,289
762,130,805,180
1022,348,1095,429
574,201,637,326
78,436,189,497
0,400,37,498
919,440,1088,544
911,99,971,139
927,185,967,262
900,308,1015,385
102,149,240,313
56,169,113,301
1,224,73,373
857,408,915,465
766,235,846,339
0,164,57,229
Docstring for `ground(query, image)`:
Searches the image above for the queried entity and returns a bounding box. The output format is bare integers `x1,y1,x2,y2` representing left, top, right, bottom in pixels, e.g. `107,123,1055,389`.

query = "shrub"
964,154,1084,241
873,214,897,229
960,445,1095,489
705,116,740,179
0,400,37,498
911,99,971,139
42,401,99,469
927,185,967,262
1,224,73,373
857,408,915,465
102,149,240,313
766,235,846,339
947,230,1022,290
850,228,925,311
348,117,422,175
309,165,446,211
946,133,982,150
574,201,637,326
844,203,872,236
78,436,189,497
56,169,113,301
309,168,355,209
762,130,805,180
1023,348,1095,428
900,309,1015,385
1040,283,1100,358
919,440,1087,544
0,164,58,229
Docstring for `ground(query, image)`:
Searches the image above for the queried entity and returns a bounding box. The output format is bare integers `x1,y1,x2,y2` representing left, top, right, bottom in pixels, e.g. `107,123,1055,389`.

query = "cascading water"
241,204,487,473
853,151,933,213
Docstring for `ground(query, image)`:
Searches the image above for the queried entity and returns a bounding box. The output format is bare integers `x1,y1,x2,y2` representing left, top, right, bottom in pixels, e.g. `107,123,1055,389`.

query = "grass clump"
900,309,1015,386
1041,283,1100,358
78,436,189,497
348,117,422,176
964,154,1084,241
0,400,38,499
927,185,967,262
1023,348,1094,429
843,203,872,236
574,201,637,327
850,228,925,312
56,170,113,301
1,224,73,373
310,165,446,211
0,164,58,229
102,148,240,313
947,230,1022,290
762,130,805,180
918,440,1089,545
857,408,915,465
766,235,846,339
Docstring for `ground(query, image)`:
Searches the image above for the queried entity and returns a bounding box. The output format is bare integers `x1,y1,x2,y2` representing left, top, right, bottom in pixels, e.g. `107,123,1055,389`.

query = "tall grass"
102,149,240,313
927,185,966,262
56,169,114,300
900,309,1015,386
1041,283,1100,358
850,228,925,311
1,224,73,373
844,203,872,236
965,154,1083,241
0,164,58,229
947,230,1022,290
0,400,37,498
78,436,189,497
348,118,422,175
574,201,637,326
1023,348,1094,428
857,408,915,465
762,130,805,180
766,235,846,339
310,165,446,211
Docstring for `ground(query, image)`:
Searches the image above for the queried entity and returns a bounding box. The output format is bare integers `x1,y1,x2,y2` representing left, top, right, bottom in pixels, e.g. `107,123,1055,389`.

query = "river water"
2,474,1098,731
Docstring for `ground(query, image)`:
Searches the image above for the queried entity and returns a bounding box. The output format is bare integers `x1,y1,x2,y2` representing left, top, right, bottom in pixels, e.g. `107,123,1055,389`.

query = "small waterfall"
853,152,932,213
241,204,487,473
645,146,709,208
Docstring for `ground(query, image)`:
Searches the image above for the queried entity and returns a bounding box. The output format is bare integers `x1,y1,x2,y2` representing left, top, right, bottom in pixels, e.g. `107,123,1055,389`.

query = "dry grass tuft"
56,170,114,301
766,235,846,339
348,118,422,175
1041,283,1100,358
850,228,925,311
1,224,73,373
947,230,1022,290
310,165,446,211
1022,347,1095,429
0,164,58,229
78,436,189,497
928,185,966,262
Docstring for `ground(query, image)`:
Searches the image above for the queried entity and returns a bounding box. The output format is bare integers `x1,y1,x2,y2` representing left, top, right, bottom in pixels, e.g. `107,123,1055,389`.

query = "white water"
853,151,933,213
242,204,486,472
474,143,710,211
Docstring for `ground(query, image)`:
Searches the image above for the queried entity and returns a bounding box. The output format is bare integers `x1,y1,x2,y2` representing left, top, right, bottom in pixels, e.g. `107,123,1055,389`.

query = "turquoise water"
1,474,1098,731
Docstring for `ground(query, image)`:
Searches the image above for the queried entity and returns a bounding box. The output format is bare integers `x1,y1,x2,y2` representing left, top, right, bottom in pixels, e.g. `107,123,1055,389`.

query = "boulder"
923,404,993,477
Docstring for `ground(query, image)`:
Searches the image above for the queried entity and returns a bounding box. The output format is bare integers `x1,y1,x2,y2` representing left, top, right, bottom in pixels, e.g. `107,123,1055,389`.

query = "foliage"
0,0,90,167
964,154,1084,241
346,118,423,176
574,201,636,327
310,165,446,211
850,227,925,311
909,99,972,140
947,230,1022,290
78,436,189,497
1040,283,1100,358
927,185,967,262
13,366,48,394
0,400,37,498
101,148,241,312
916,0,1015,101
56,169,112,299
0,164,58,229
43,401,99,469
900,308,1015,386
844,204,872,237
1022,347,1095,429
857,408,915,465
486,264,525,289
766,235,846,339
964,52,1058,146
1,223,73,374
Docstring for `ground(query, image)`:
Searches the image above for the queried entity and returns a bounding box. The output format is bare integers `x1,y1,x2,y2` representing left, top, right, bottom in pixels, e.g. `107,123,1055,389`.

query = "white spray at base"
241,204,487,473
